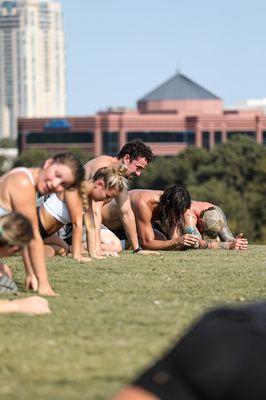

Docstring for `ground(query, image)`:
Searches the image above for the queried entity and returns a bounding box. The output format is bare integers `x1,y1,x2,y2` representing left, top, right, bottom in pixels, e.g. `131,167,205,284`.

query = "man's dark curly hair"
155,186,191,232
116,139,154,163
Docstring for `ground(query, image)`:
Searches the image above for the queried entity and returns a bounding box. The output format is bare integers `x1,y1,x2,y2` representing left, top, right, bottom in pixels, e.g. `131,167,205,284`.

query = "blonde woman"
0,212,51,315
0,152,84,296
37,165,128,261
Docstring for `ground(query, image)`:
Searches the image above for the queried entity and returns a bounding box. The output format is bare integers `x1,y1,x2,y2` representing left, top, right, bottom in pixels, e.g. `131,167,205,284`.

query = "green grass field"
0,246,265,400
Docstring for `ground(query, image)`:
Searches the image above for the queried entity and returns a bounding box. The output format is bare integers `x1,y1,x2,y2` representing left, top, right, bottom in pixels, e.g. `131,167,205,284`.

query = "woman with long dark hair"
156,186,248,250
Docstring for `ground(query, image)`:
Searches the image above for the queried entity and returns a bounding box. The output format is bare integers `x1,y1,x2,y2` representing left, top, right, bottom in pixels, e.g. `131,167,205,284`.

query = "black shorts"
112,228,128,240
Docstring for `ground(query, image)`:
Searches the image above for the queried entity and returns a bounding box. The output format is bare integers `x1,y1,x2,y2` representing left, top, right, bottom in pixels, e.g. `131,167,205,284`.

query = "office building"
18,72,266,155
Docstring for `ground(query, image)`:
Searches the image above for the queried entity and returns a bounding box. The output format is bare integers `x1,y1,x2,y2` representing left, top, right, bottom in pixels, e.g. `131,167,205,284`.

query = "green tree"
13,149,50,167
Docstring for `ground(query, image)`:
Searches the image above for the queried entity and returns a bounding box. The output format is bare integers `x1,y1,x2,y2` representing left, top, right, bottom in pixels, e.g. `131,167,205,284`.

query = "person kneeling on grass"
0,152,84,296
155,186,248,250
37,165,129,262
0,212,51,315
0,212,34,293
113,302,266,400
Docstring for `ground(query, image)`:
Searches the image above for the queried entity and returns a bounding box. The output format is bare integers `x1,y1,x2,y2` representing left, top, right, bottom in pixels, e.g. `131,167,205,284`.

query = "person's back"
84,155,117,179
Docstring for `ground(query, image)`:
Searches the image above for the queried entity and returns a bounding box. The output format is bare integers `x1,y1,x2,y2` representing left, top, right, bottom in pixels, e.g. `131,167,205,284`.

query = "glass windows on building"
202,131,210,149
227,131,255,140
24,131,93,144
102,132,119,155
214,131,222,145
127,131,195,145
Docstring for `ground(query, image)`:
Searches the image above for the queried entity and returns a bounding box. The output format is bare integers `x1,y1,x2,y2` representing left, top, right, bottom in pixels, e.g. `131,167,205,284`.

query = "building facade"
0,0,66,139
18,73,266,156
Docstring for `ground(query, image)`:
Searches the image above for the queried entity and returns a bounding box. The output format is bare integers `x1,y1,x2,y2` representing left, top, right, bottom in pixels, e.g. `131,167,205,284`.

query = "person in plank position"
84,139,157,255
101,188,247,251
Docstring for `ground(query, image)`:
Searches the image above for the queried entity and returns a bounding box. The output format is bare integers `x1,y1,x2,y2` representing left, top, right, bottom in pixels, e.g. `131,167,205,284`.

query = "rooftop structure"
18,72,266,156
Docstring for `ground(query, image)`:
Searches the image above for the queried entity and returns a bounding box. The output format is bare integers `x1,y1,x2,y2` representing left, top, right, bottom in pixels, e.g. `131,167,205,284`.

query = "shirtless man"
84,139,155,254
102,188,248,251
101,189,200,250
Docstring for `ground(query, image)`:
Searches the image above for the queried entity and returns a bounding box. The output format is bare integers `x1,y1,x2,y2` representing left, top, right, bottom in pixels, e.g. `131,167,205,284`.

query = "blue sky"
60,0,266,115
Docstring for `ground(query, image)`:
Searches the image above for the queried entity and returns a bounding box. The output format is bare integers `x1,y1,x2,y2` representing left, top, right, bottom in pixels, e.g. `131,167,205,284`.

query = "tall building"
0,0,66,139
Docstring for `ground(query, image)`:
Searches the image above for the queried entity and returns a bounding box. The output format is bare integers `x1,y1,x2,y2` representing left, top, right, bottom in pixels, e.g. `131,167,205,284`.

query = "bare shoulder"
84,155,115,178
131,191,154,220
4,170,35,191
130,189,160,207
184,207,196,218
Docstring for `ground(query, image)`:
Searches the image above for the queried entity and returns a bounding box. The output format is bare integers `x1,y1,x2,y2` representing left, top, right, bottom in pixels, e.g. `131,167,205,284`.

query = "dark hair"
51,152,85,189
155,186,191,232
116,139,154,163
0,212,33,248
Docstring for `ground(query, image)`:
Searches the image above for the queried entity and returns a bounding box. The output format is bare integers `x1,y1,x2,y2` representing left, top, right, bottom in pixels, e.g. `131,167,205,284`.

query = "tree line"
1,136,265,243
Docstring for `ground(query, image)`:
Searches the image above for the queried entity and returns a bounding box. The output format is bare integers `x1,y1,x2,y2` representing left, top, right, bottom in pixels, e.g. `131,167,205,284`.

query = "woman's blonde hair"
0,213,33,248
93,164,128,191
79,164,128,211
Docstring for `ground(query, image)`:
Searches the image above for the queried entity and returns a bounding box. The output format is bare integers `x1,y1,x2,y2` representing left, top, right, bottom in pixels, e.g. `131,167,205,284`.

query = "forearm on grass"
120,210,140,251
71,220,83,259
84,205,97,258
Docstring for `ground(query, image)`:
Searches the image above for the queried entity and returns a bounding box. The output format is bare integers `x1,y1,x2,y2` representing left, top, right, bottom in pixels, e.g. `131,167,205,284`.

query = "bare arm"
11,183,56,296
135,201,178,250
65,190,84,260
167,213,201,250
112,387,159,400
199,233,248,250
84,197,98,258
0,297,51,315
92,200,107,255
115,191,141,251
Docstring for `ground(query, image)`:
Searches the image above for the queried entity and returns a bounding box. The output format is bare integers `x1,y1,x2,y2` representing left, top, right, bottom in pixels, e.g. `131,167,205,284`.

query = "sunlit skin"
178,201,248,250
37,160,75,194
83,154,157,255
112,387,158,400
0,159,78,296
102,189,199,250
0,245,20,257
37,178,122,262
122,155,148,179
89,181,120,202
84,154,148,180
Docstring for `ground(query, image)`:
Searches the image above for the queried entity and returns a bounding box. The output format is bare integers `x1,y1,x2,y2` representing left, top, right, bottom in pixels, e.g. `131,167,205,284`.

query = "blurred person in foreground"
113,301,266,400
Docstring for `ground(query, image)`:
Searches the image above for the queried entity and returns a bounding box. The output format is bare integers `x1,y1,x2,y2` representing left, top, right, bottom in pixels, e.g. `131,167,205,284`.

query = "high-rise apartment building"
0,0,66,138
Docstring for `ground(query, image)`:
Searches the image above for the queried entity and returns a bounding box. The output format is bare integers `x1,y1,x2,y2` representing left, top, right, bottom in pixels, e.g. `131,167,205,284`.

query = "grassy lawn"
0,246,265,400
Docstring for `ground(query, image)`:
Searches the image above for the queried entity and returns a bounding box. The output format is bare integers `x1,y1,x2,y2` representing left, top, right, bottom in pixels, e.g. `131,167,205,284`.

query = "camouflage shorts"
200,206,227,239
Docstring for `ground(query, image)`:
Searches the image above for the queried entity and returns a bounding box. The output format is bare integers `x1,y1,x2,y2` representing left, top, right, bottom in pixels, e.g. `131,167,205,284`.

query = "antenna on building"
176,58,182,74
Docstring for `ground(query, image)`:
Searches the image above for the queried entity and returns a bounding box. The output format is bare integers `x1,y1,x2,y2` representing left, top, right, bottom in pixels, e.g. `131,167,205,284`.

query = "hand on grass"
175,234,200,249
136,250,160,255
25,274,38,291
74,255,92,263
38,282,59,297
229,233,248,250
